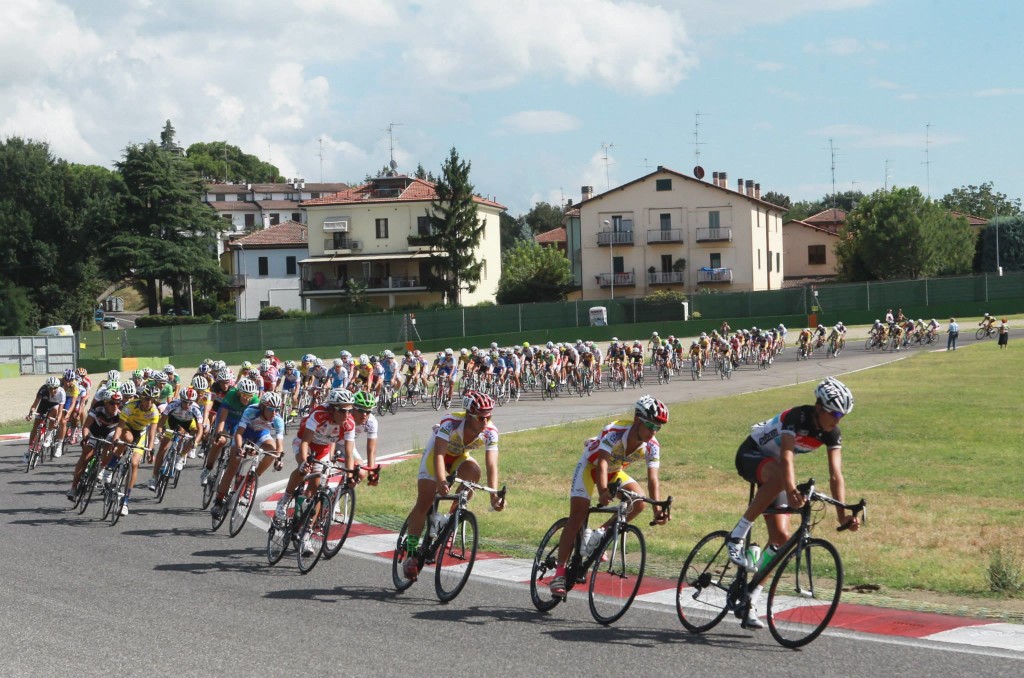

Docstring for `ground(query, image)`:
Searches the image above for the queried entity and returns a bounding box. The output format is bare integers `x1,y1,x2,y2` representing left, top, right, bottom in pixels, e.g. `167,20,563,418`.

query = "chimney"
581,185,593,201
754,183,761,200
746,179,754,197
712,171,719,186
719,171,727,188
737,177,744,193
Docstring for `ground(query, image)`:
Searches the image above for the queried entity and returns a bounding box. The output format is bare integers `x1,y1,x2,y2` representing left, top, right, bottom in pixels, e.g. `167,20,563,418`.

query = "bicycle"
25,413,57,472
690,357,702,381
827,335,845,358
101,442,148,526
656,359,672,385
154,432,194,503
719,354,733,380
201,431,231,510
675,478,866,648
530,483,672,625
392,476,507,603
59,420,84,459
976,324,999,340
71,436,112,515
215,442,282,536
378,383,399,416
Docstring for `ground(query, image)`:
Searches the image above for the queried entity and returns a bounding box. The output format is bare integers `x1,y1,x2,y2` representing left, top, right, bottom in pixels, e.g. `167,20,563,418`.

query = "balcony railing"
695,227,732,242
225,274,246,288
597,231,634,246
649,271,686,285
647,228,684,244
595,272,636,287
302,276,424,293
323,238,361,252
696,268,734,284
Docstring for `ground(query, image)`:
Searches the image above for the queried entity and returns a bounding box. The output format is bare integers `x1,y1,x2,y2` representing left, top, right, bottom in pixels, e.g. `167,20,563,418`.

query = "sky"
1,0,1022,216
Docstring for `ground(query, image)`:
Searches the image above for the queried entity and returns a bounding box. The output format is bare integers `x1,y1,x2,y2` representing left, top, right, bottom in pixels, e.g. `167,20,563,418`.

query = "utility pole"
601,142,615,190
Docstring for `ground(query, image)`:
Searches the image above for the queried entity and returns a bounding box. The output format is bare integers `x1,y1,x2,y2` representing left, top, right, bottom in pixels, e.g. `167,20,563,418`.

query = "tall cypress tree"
424,147,485,306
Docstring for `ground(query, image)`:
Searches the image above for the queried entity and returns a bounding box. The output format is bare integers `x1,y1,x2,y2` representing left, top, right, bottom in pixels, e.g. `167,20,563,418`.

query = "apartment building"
299,174,504,311
573,167,786,299
227,220,307,319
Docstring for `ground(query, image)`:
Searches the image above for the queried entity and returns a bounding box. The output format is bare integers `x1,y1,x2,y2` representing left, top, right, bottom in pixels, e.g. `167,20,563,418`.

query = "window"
776,252,781,272
310,192,320,199
659,213,671,230
808,245,827,265
286,256,297,276
655,178,672,191
709,211,720,229
221,214,232,221
214,193,225,201
375,218,389,239
332,232,350,249
660,254,672,272
259,300,270,309
768,250,772,272
262,193,273,200
269,213,280,226
417,215,432,236
710,253,721,269
291,212,301,223
244,213,255,228
757,249,761,269
258,257,269,276
612,256,624,274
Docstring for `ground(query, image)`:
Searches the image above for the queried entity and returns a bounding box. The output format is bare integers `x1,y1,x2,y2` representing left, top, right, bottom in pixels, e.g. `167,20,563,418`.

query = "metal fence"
78,271,1024,359
0,335,77,375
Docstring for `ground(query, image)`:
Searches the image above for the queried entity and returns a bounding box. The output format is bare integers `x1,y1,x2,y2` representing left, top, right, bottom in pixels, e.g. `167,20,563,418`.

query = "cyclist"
211,391,285,520
106,383,161,516
797,327,813,356
814,324,827,350
697,332,711,366
258,359,279,393
628,342,644,381
53,369,81,455
148,387,204,491
25,376,67,459
343,391,382,484
264,349,281,370
401,391,505,581
200,377,260,487
276,361,302,415
436,348,457,402
380,350,399,393
327,358,349,392
67,389,123,501
687,340,702,375
163,364,181,399
548,395,670,597
980,312,997,333
725,377,859,628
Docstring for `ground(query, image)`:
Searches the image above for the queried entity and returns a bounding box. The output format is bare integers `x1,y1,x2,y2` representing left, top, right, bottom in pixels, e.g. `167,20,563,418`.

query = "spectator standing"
998,318,1009,349
947,318,959,351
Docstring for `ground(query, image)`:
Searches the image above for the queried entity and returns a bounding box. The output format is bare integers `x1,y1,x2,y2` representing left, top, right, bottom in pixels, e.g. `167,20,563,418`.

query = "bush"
988,545,1024,595
136,314,215,327
218,314,236,323
643,289,687,304
259,306,286,320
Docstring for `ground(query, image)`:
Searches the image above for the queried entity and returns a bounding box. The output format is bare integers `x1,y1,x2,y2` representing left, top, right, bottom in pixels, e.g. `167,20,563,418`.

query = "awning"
299,251,438,265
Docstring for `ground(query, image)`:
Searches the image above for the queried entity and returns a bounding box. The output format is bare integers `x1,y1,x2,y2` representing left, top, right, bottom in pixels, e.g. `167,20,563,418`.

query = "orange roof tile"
230,220,308,248
302,176,505,210
535,227,567,243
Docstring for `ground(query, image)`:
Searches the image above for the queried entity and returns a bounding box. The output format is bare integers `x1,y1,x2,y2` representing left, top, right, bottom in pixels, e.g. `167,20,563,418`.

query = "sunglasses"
263,406,279,412
828,411,844,421
354,407,372,414
471,413,492,421
641,420,661,432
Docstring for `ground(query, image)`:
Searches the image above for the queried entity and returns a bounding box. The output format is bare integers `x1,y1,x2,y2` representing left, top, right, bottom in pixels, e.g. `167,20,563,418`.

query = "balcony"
649,271,686,285
407,234,435,251
696,227,732,243
697,268,734,284
597,231,634,246
225,274,246,288
647,229,684,244
323,238,362,253
301,276,426,293
595,272,636,288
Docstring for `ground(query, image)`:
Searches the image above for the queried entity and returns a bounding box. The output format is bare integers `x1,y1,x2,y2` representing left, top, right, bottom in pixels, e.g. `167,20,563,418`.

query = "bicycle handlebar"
604,480,673,525
796,478,867,531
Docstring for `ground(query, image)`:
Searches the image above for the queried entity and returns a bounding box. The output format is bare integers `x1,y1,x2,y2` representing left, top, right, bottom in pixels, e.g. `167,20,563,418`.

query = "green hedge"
136,314,216,327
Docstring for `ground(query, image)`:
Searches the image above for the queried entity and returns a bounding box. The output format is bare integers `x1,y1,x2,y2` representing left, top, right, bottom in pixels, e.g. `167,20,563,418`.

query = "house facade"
782,210,844,280
228,221,308,320
299,174,504,311
574,168,786,299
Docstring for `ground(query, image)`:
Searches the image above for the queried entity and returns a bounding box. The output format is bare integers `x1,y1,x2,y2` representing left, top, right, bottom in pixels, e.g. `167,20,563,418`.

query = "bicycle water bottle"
747,543,761,571
294,495,305,515
757,544,778,570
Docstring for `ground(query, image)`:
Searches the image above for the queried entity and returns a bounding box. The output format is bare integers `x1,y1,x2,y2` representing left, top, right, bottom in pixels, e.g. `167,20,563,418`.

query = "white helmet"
191,375,209,390
236,378,259,395
45,376,61,388
261,391,282,409
815,377,854,416
325,388,353,407
333,358,343,367
106,369,120,381
339,350,351,359
163,364,175,374
359,354,369,364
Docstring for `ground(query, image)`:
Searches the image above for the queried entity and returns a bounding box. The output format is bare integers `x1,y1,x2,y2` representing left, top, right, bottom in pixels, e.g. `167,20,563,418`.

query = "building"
535,226,567,253
299,174,504,311
573,167,786,299
227,221,308,320
782,209,846,280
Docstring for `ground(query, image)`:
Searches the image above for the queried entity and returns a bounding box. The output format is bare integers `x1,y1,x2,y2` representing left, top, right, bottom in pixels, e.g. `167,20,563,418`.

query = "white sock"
730,517,753,541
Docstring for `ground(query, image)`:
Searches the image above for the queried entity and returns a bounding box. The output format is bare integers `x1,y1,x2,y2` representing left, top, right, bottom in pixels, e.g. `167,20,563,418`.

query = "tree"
499,212,529,253
111,123,226,314
413,163,437,183
978,216,1024,273
495,240,572,304
941,182,1022,219
834,187,975,280
0,280,36,335
761,191,791,211
784,190,864,221
185,141,284,183
423,148,486,306
521,201,564,236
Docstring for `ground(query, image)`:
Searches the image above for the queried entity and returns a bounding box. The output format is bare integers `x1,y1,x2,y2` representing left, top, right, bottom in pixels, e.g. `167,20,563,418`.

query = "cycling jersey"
417,412,499,481
219,388,258,425
35,386,67,408
582,419,660,473
86,403,121,437
328,366,348,389
236,404,284,439
164,399,204,428
747,406,841,458
294,405,354,459
119,400,160,432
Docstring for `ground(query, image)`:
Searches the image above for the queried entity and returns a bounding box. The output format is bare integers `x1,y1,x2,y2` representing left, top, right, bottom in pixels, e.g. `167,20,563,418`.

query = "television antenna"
828,138,839,208
317,137,324,183
693,111,709,167
384,122,403,173
884,159,893,191
922,123,933,198
601,142,615,190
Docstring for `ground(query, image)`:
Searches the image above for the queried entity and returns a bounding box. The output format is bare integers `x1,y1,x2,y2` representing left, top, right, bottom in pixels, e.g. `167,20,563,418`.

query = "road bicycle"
656,359,672,385
70,436,112,514
690,356,702,381
976,324,999,340
530,484,672,625
213,442,282,536
154,431,194,503
827,335,846,358
675,478,866,648
25,413,57,472
201,431,231,509
392,476,507,603
59,420,84,458
719,354,733,380
378,383,399,416
101,442,148,526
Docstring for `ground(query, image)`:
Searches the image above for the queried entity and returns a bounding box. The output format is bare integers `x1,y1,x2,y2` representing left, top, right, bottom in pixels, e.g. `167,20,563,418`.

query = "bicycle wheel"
266,519,290,565
530,518,567,612
296,495,330,574
211,474,234,532
109,465,130,526
391,518,419,592
676,530,738,633
76,460,99,515
766,538,843,648
435,510,478,603
323,485,356,559
588,524,646,625
431,389,442,410
155,458,171,503
975,327,986,340
201,453,226,510
228,470,258,537
99,469,115,521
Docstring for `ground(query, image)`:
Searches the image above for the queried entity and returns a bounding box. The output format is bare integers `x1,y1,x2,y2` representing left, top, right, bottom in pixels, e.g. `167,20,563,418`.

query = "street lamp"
603,220,613,300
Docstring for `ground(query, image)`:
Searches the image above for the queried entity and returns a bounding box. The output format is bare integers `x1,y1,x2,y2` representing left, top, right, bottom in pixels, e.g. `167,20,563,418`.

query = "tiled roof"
206,201,258,211
804,208,847,224
230,220,308,248
301,183,349,193
535,227,567,243
303,176,506,210
783,218,839,235
948,211,988,226
256,200,302,210
204,184,250,194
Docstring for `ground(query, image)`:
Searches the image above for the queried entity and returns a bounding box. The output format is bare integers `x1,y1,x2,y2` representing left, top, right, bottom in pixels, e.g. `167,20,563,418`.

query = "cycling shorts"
163,417,198,438
437,366,452,377
239,426,274,447
64,394,75,410
35,401,62,416
734,436,787,508
87,423,117,442
417,448,472,482
570,450,633,500
124,427,150,451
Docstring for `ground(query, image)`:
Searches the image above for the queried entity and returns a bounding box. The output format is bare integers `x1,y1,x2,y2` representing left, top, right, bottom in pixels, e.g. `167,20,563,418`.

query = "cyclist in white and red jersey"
724,377,859,629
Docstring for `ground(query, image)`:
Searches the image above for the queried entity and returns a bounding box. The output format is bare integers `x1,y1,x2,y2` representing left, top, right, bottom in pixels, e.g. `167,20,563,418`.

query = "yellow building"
300,174,504,310
575,167,786,299
782,209,845,280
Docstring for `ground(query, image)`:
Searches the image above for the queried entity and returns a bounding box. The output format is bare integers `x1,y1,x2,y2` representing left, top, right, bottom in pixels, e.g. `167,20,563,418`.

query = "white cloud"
808,124,965,149
870,78,900,90
803,37,887,56
0,94,100,162
755,62,785,72
500,111,581,135
973,87,1024,97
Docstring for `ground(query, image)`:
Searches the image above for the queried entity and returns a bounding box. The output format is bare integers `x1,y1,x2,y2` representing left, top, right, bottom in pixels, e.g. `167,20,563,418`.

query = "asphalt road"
3,344,1021,677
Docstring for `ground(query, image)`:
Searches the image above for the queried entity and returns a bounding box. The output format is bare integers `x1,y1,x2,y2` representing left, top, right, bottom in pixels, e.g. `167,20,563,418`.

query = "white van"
37,325,74,337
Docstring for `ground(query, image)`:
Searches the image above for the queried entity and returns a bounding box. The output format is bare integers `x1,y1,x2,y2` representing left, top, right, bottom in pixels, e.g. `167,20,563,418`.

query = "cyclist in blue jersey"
200,378,259,487
211,390,284,519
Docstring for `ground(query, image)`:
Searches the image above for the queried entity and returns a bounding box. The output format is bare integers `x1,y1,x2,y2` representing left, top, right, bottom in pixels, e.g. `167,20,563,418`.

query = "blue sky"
1,0,1021,215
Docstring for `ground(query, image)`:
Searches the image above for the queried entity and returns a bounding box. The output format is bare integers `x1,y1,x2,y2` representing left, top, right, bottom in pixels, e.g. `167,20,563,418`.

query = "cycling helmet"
369,355,379,363
445,348,453,356
460,348,469,356
216,369,232,381
984,312,991,317
120,382,137,398
140,384,159,398
490,342,498,350
241,361,252,369
635,395,669,425
179,387,198,402
691,340,699,346
332,358,343,367
339,350,352,359
106,369,120,381
105,379,121,393
384,349,394,359
817,324,825,329
353,390,377,411
45,376,61,388
523,342,530,348
153,372,168,384
236,378,259,395
413,350,421,357
63,369,75,380
197,363,210,375
106,391,123,405
778,324,785,330
611,337,618,342
132,369,144,380
700,332,707,339
325,388,353,407
163,364,175,374
248,368,261,379
265,349,275,357
191,375,209,390
259,359,271,370
258,391,281,409
815,377,854,415
652,331,659,337
471,346,479,353
359,354,369,364
930,318,936,324
437,352,444,359
463,390,495,415
545,342,553,349
213,360,227,371
302,353,314,362
874,319,880,324
285,360,296,369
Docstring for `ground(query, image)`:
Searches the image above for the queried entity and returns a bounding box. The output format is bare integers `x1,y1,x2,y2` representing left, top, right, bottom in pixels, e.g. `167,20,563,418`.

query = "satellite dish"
694,166,705,180
389,159,398,170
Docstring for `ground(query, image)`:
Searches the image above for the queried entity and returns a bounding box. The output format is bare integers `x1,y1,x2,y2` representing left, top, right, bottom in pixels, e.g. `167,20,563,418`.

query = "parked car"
37,325,74,337
101,319,119,330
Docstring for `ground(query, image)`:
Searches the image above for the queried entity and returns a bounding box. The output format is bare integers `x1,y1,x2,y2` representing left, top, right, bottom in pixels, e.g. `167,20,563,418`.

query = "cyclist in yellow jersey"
104,383,161,516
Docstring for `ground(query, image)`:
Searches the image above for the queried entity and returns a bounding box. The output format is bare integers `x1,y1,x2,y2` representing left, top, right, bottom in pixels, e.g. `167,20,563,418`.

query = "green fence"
79,271,1024,361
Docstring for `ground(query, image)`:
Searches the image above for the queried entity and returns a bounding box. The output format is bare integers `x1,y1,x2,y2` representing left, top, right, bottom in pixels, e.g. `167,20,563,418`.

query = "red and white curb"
0,433,30,441
249,450,1024,654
